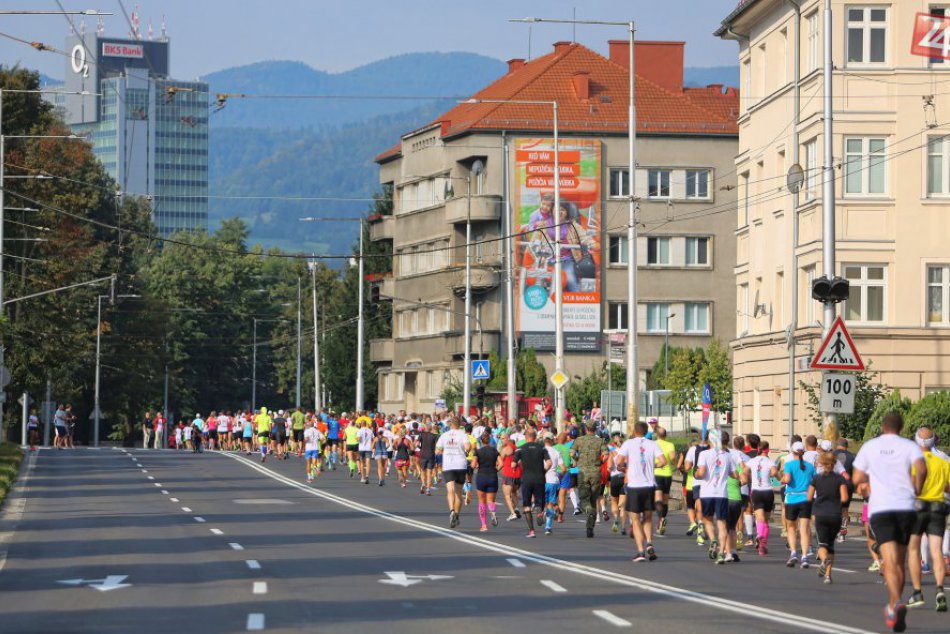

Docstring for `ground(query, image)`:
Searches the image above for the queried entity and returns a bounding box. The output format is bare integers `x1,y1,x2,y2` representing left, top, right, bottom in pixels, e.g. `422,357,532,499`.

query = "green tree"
862,389,913,441
516,348,548,397
647,343,681,390
664,348,705,412
906,391,950,440
800,366,887,440
697,338,733,414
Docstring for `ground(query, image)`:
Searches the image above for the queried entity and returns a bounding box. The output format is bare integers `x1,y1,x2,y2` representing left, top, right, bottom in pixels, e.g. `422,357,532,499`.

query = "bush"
906,391,950,440
862,389,913,441
0,442,24,509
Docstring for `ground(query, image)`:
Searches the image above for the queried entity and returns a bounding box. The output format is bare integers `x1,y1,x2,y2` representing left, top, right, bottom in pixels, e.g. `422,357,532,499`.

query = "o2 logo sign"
71,45,90,78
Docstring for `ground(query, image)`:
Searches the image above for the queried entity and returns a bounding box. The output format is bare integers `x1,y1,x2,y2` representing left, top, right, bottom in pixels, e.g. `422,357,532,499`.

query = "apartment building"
717,1,950,440
371,40,738,414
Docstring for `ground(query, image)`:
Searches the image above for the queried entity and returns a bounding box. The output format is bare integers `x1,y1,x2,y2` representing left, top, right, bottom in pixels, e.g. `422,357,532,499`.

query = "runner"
473,430,501,532
26,409,39,451
255,407,272,462
553,432,574,524
781,441,815,568
499,431,523,520
906,426,950,612
344,418,360,478
435,417,471,528
684,433,711,545
292,407,306,458
724,432,748,561
542,432,564,535
242,412,254,454
653,426,677,536
304,418,324,482
695,433,738,564
572,420,607,538
357,420,374,483
834,438,857,542
607,432,627,535
417,422,439,495
808,452,848,584
513,428,550,538
53,404,67,449
615,421,666,562
392,430,413,487
325,411,341,469
747,440,776,556
853,412,927,633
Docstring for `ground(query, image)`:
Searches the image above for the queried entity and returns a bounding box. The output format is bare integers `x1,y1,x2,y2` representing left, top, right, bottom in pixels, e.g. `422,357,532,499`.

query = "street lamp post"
308,258,321,411
296,277,302,409
509,16,638,434
94,292,139,447
665,312,676,379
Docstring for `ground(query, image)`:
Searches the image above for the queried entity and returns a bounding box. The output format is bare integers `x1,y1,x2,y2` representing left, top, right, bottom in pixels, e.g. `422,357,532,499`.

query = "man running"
615,421,666,562
292,407,306,458
906,426,949,612
513,429,551,538
572,420,607,538
255,407,272,462
695,433,738,564
435,417,471,528
304,418,323,482
541,433,564,535
853,413,927,632
357,420,374,484
418,422,439,495
653,426,677,536
344,418,360,478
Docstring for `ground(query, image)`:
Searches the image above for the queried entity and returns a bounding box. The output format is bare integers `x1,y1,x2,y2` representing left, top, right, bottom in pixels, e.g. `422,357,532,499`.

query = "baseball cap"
791,441,805,453
649,418,659,424
819,439,833,452
585,419,597,430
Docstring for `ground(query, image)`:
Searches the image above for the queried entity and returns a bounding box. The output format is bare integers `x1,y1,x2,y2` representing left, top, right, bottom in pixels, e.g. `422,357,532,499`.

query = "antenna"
97,15,105,36
79,18,85,37
160,14,167,41
528,25,532,60
147,18,154,41
572,7,576,43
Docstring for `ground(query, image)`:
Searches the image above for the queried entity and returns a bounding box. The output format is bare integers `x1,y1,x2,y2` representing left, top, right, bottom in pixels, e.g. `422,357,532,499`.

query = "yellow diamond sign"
550,369,569,390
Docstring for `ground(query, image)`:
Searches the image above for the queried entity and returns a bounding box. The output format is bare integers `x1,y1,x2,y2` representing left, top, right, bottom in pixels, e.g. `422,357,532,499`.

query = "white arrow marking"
379,571,422,587
58,575,130,592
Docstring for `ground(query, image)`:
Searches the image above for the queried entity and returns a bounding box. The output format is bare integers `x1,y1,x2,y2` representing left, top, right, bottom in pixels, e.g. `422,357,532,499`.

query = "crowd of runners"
156,406,950,632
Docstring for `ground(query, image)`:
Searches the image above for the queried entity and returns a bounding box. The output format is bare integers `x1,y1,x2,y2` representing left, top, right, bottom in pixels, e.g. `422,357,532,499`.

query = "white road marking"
210,528,223,535
233,498,293,505
153,483,161,487
181,507,192,512
223,451,875,634
507,558,526,568
246,559,261,570
147,476,154,480
252,581,267,595
246,613,264,631
170,498,179,503
593,610,632,627
833,567,857,574
161,490,169,495
141,469,148,473
229,543,244,551
194,517,206,523
540,579,567,593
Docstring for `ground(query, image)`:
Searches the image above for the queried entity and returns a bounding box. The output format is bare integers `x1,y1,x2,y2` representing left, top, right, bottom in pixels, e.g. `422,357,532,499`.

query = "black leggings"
814,514,842,554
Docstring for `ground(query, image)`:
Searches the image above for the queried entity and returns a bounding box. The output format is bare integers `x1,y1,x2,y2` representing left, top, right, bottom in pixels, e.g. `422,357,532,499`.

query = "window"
684,303,710,333
781,28,789,85
846,6,888,65
927,265,950,324
646,303,670,333
844,137,886,195
743,59,752,108
646,237,670,265
648,169,670,198
685,237,709,266
927,136,950,196
608,301,628,330
804,139,818,200
930,7,948,64
759,43,768,96
685,169,709,199
739,283,750,335
608,235,628,265
804,266,817,325
844,264,886,323
775,271,785,328
740,172,750,226
609,167,630,198
807,12,820,72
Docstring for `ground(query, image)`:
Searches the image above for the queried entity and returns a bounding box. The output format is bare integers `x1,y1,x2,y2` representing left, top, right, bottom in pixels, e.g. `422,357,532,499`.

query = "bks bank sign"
102,42,144,59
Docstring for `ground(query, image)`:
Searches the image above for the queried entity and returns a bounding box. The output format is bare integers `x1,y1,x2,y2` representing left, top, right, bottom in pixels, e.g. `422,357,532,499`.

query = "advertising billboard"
513,138,602,352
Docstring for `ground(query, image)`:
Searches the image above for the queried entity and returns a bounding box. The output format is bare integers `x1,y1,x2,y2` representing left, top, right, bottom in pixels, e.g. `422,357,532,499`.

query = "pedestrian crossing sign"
810,316,865,371
472,360,490,380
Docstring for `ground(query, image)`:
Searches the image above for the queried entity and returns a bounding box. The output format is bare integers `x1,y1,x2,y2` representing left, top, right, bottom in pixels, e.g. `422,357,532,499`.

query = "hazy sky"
0,0,742,79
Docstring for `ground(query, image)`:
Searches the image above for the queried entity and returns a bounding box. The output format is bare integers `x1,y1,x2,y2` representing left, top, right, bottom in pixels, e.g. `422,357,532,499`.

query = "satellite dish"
472,159,485,175
752,289,761,318
786,164,805,194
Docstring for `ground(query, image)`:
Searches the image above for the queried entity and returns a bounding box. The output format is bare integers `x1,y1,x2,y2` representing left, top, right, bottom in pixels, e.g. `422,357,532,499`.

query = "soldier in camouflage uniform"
572,419,607,537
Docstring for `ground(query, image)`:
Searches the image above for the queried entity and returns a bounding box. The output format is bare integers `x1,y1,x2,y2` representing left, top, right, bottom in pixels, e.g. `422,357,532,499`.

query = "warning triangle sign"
810,316,865,371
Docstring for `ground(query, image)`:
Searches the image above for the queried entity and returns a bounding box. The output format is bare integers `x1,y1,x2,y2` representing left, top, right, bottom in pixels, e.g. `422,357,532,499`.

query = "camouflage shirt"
572,434,606,476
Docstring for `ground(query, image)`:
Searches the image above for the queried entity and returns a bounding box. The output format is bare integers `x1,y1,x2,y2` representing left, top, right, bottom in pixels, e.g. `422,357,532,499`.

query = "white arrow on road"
378,571,453,587
58,575,131,592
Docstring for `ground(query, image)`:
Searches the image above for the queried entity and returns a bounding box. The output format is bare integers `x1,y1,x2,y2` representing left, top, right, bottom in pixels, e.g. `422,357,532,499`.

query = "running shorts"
346,443,359,453
686,487,696,509
502,475,521,488
654,475,673,495
373,451,388,460
208,430,217,441
726,500,743,526
913,505,948,537
814,514,842,553
394,459,408,470
609,475,625,499
305,450,320,460
521,481,545,508
359,450,373,460
257,431,270,440
327,438,340,447
476,475,499,494
544,483,560,505
784,501,812,522
570,473,578,489
293,429,304,442
443,469,467,485
701,496,729,521
625,486,656,513
751,490,775,513
420,457,436,470
55,426,66,437
559,472,572,490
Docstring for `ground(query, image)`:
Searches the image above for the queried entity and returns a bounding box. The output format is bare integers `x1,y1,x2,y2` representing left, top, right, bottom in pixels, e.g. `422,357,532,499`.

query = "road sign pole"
20,391,27,447
821,0,838,442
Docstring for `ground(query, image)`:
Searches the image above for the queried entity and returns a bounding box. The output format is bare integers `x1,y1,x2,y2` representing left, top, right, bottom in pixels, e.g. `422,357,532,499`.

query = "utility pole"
463,175,472,420
311,260,321,411
503,136,517,422
821,0,838,438
552,102,564,433
788,2,803,441
296,276,302,409
355,222,365,412
251,318,258,411
625,22,639,437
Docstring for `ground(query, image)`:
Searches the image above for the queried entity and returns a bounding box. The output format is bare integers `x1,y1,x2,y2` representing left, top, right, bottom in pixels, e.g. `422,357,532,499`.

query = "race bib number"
911,12,950,61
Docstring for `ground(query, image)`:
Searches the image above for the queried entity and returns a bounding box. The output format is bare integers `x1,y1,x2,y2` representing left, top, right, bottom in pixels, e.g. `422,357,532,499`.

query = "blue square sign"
471,360,490,380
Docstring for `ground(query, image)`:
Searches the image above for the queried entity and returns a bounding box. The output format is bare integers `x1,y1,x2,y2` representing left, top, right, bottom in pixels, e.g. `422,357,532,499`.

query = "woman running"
393,431,413,487
373,427,392,486
499,432,522,521
808,451,849,584
473,431,502,532
747,441,776,555
781,441,816,568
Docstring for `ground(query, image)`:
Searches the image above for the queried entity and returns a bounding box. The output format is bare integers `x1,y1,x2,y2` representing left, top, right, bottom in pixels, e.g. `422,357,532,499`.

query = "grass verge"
0,442,24,509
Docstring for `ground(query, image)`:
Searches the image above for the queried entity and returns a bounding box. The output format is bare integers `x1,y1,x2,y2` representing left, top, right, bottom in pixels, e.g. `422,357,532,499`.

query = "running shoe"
936,588,947,612
449,511,459,528
573,509,582,516
736,539,744,552
696,533,705,545
602,510,609,522
922,562,932,575
480,525,488,532
800,556,810,569
715,553,726,565
731,553,741,563
823,576,833,584
611,520,620,534
646,544,657,561
884,603,907,633
491,512,498,527
744,538,756,547
708,540,718,560
586,527,594,538
515,510,522,519
544,528,552,535
632,552,646,563
420,485,426,495
907,592,925,608
527,530,536,538
757,540,767,557
401,482,406,488
506,513,518,522
836,533,846,543
817,561,827,577
868,560,881,572
535,508,545,527
786,553,799,568
657,518,667,536
686,522,697,536
378,480,385,487
557,511,564,524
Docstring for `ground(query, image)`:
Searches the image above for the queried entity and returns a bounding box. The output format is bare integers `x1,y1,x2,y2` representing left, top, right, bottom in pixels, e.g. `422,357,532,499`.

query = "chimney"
572,71,590,100
553,41,571,55
609,40,630,69
635,41,685,93
507,58,525,73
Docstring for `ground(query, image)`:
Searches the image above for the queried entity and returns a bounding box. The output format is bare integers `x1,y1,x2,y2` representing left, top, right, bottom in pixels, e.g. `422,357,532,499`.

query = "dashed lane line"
593,610,632,627
540,580,567,593
210,528,224,535
252,582,267,595
229,543,244,551
170,498,179,503
246,613,265,631
507,558,525,568
194,517,206,523
246,560,261,570
181,507,192,513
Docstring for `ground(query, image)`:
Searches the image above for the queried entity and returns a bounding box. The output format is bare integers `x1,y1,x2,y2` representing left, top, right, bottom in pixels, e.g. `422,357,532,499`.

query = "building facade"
717,1,950,441
370,40,739,415
57,32,208,236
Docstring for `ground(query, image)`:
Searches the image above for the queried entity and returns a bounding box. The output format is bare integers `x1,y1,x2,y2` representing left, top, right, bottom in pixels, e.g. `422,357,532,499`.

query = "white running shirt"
617,437,662,489
436,429,470,471
854,434,924,517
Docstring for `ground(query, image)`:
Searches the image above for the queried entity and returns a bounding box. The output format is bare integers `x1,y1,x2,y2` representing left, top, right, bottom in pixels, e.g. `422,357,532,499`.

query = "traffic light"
370,283,380,304
811,275,850,304
475,384,486,410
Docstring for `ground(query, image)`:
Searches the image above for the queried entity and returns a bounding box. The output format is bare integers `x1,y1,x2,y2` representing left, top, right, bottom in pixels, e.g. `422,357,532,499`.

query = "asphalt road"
0,447,947,633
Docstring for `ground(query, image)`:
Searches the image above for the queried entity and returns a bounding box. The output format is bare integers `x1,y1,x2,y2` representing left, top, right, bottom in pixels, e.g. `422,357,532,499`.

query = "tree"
906,391,950,440
862,389,913,441
800,366,887,440
516,348,548,397
647,343,681,390
664,348,705,412
697,338,733,414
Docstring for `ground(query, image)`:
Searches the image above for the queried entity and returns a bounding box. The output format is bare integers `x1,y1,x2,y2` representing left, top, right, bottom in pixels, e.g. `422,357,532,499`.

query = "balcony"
445,194,502,225
449,264,499,297
370,338,394,362
369,214,394,241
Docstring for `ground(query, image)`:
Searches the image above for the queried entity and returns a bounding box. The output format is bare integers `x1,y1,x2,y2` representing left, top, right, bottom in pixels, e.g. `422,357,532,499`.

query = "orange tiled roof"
377,42,738,162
